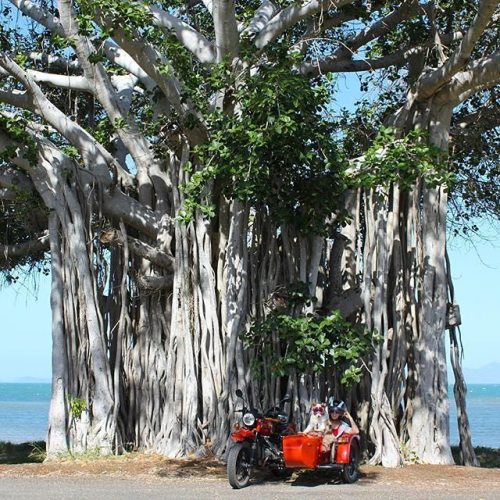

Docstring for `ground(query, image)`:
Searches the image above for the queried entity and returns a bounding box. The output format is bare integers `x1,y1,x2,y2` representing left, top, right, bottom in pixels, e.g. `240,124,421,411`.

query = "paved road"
0,475,498,500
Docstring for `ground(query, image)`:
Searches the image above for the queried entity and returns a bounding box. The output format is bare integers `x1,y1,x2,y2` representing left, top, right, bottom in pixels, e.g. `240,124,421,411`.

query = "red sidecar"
282,432,360,483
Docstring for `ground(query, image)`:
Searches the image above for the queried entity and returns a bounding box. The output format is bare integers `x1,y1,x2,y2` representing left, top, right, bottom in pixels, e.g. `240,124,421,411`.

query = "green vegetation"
180,58,345,235
67,395,87,419
348,127,454,191
451,446,500,468
241,282,377,385
0,441,46,464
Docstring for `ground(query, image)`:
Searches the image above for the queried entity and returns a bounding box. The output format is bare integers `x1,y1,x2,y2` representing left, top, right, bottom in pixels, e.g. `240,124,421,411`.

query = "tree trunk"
46,212,69,458
405,185,452,463
402,104,455,464
363,188,403,467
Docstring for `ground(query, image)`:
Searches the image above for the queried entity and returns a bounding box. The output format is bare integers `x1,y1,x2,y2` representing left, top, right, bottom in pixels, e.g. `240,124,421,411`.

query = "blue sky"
0,229,499,382
447,229,500,371
0,275,51,382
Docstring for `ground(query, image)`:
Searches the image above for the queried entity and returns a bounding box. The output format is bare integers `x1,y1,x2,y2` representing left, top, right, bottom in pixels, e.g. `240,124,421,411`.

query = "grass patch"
0,441,46,464
471,447,500,468
54,448,120,461
451,446,500,468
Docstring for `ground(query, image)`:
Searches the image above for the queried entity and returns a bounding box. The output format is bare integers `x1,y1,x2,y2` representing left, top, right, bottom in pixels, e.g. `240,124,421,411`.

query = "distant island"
462,363,500,384
448,362,500,385
0,377,51,384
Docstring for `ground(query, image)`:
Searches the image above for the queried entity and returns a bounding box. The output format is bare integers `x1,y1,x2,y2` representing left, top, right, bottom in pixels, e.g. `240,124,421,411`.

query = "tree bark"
46,212,69,458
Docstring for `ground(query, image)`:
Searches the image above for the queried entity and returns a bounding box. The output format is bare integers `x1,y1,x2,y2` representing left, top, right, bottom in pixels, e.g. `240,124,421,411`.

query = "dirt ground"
1,453,500,491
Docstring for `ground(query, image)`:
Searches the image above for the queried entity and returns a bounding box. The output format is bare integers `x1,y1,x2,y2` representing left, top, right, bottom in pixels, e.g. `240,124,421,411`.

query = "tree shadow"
288,469,343,487
285,467,378,487
155,456,227,478
0,441,46,464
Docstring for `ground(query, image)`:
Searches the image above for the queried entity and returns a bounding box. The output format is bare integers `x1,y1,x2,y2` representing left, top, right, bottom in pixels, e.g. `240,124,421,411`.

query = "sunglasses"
312,407,325,414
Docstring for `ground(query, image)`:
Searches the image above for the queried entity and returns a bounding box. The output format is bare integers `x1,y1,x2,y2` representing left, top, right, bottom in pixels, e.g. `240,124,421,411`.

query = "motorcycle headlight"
242,412,256,427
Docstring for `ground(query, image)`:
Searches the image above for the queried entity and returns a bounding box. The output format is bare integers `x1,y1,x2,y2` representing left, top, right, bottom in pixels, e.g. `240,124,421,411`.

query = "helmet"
328,399,346,414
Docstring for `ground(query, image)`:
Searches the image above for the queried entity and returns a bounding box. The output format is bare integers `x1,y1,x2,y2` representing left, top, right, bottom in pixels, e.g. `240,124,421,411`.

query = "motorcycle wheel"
341,441,360,484
227,442,252,489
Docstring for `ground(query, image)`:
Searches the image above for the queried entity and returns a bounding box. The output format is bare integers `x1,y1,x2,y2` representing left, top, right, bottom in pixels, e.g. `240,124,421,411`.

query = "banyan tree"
0,0,499,466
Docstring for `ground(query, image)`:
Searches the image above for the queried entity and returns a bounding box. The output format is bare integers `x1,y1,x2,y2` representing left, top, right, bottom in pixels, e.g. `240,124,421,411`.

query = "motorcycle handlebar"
234,389,290,416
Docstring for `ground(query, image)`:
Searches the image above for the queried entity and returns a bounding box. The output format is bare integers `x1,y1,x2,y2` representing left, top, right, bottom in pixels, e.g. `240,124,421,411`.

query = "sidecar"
282,433,360,483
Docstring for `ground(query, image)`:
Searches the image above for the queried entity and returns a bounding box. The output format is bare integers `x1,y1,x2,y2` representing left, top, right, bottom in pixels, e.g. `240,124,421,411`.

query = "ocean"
449,384,500,448
0,383,499,447
0,383,50,443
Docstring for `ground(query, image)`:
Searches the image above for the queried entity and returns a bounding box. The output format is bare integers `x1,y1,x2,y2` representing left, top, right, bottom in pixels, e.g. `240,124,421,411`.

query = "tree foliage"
184,59,346,233
348,127,454,190
243,282,375,384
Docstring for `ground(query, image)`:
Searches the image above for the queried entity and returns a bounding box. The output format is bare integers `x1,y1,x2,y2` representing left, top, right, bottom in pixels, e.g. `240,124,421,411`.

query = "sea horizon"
0,379,51,384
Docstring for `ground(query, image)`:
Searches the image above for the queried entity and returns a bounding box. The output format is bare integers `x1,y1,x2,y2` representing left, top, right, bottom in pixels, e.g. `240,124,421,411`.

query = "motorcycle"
227,389,360,489
227,389,295,489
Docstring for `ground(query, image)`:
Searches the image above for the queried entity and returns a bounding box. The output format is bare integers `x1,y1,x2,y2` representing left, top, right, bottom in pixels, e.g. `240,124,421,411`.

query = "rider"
323,399,359,461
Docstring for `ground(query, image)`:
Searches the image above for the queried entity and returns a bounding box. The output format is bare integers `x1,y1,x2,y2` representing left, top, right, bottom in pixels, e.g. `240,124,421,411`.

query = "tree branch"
28,47,156,93
212,0,240,61
318,10,358,32
439,50,500,105
301,32,463,76
102,41,156,91
96,20,207,144
100,229,174,269
199,0,214,14
8,0,63,34
254,0,353,49
0,231,50,261
10,1,156,92
0,55,132,187
242,1,279,37
146,3,215,63
101,190,160,239
294,11,369,56
1,125,158,240
328,0,420,61
415,0,499,100
307,0,387,35
135,273,174,291
28,52,81,72
25,70,91,92
58,0,163,187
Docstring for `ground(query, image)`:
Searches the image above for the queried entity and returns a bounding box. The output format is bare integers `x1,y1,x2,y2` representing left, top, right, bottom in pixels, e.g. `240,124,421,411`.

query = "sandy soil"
1,453,500,489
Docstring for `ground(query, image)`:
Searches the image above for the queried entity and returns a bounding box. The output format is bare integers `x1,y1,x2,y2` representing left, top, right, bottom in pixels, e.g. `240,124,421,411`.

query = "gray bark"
46,212,69,458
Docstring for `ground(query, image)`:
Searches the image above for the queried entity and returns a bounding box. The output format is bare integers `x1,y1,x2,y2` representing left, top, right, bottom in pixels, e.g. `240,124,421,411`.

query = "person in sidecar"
322,400,359,462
